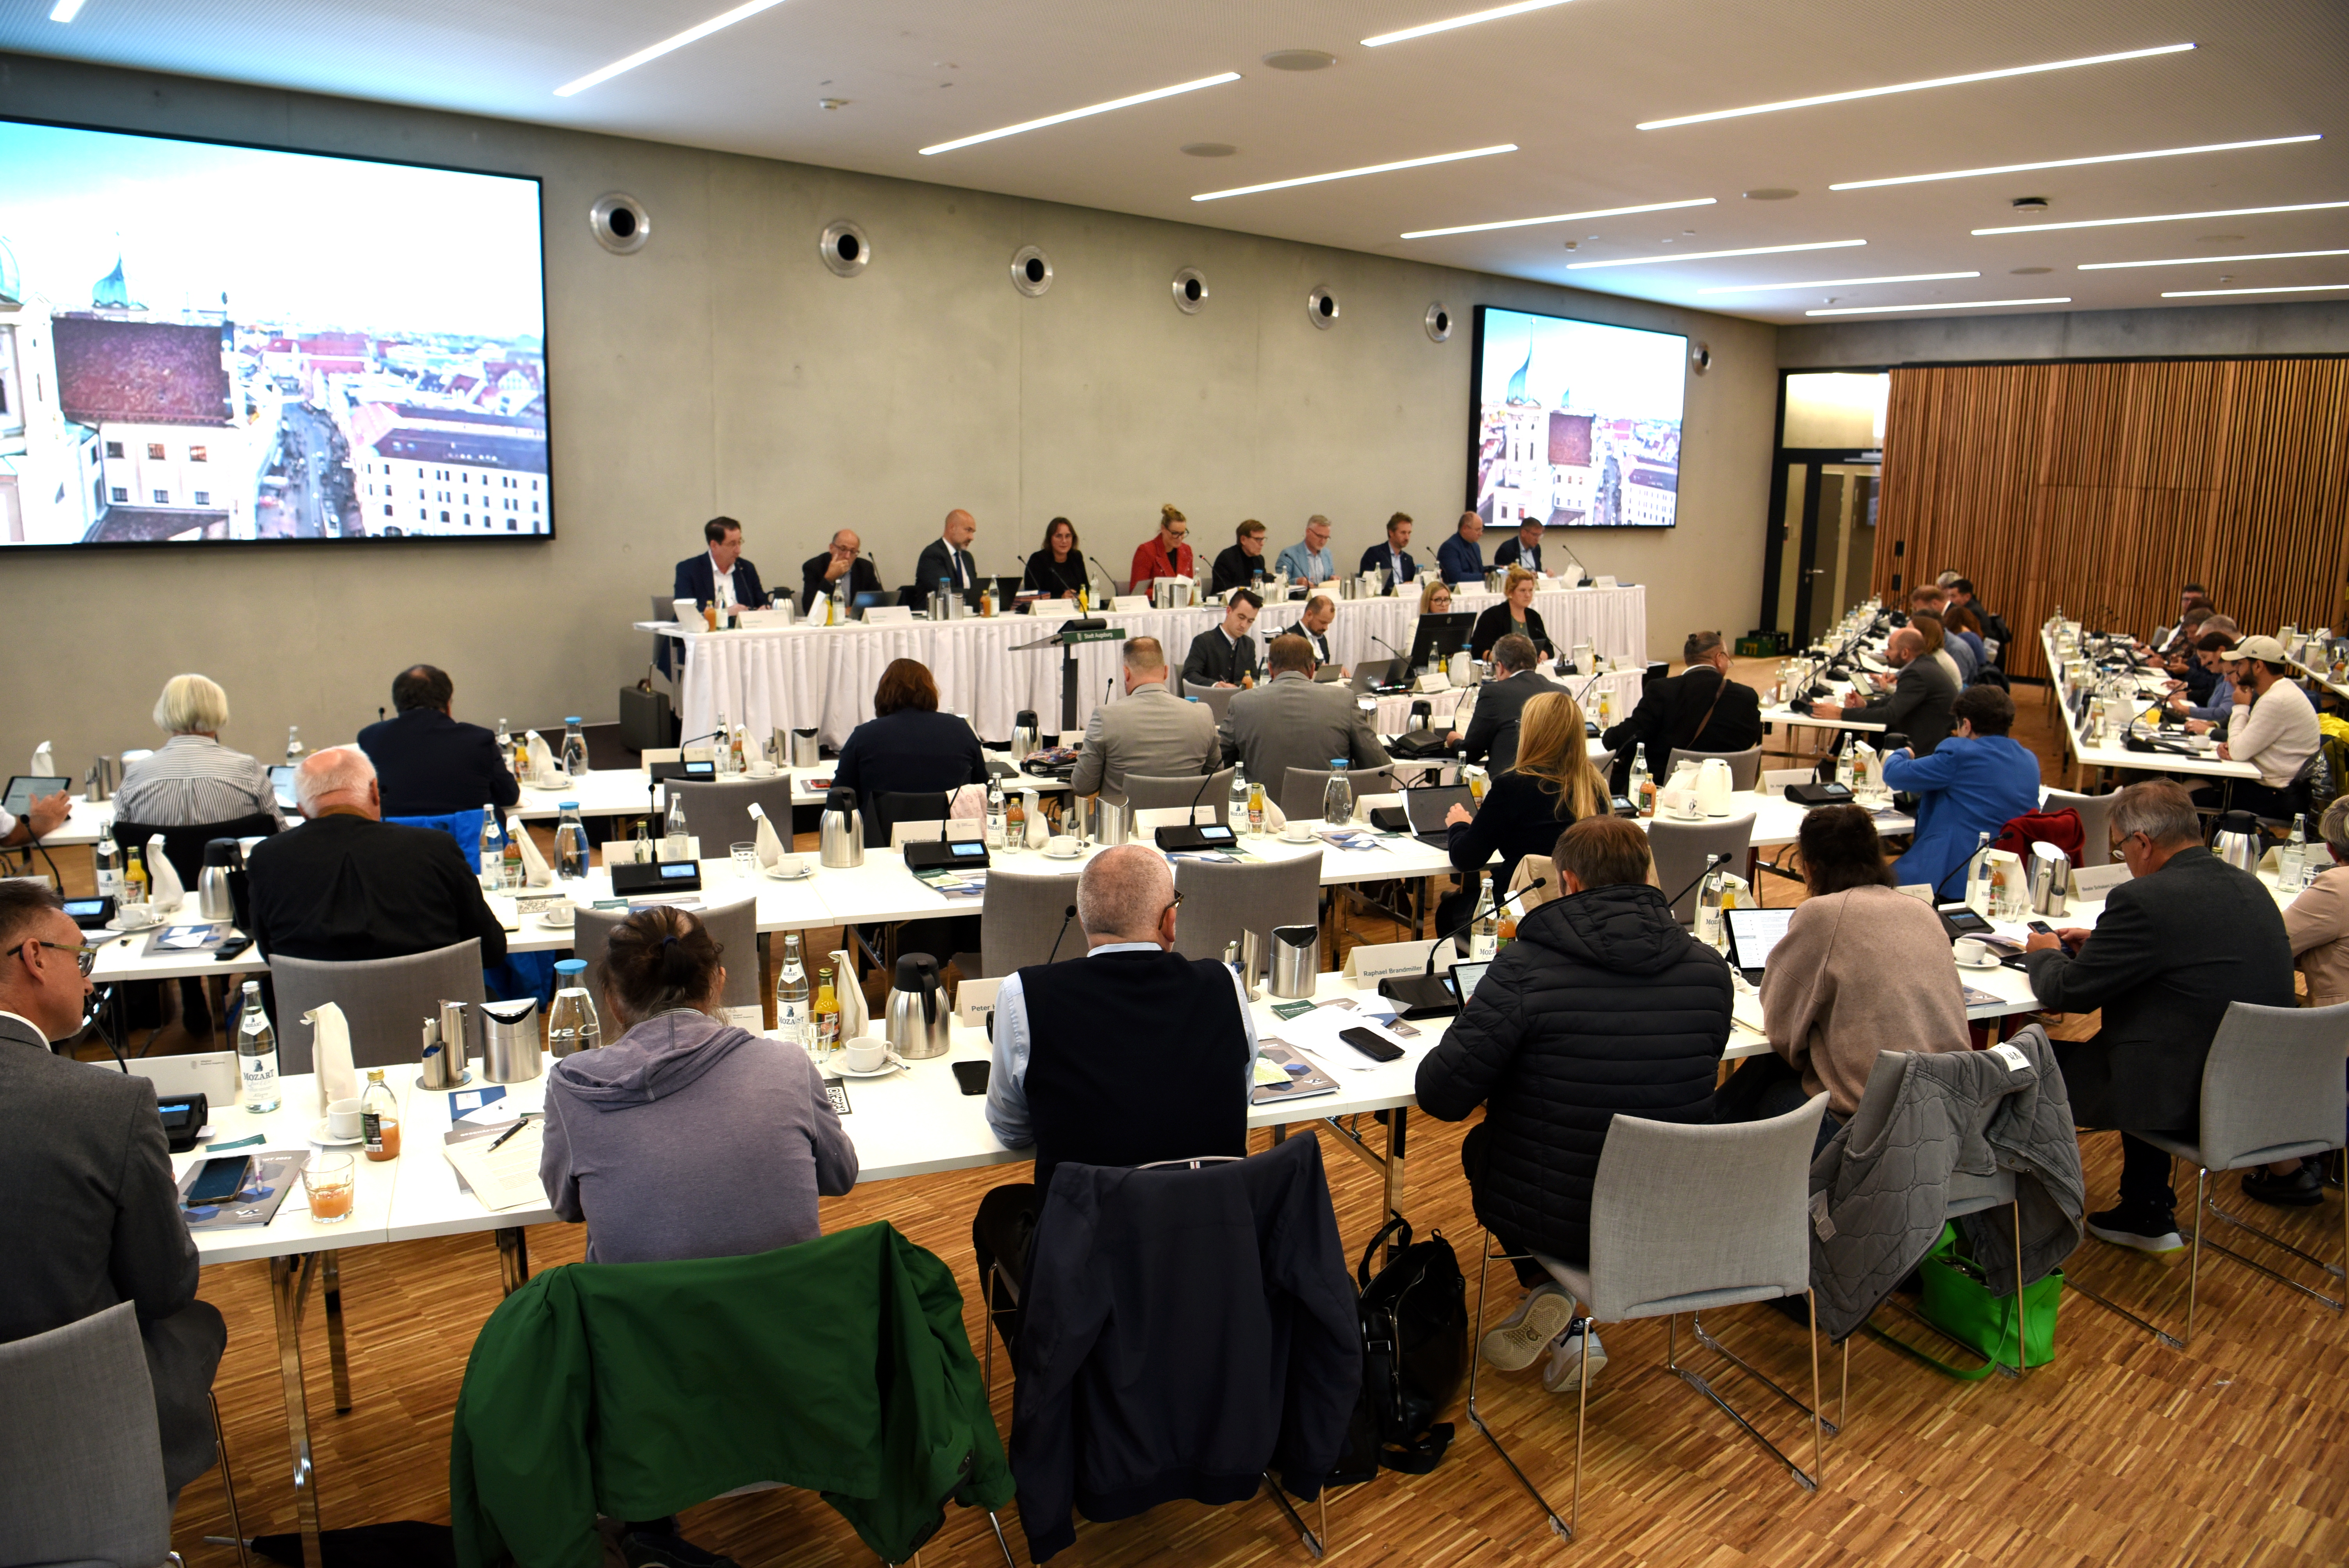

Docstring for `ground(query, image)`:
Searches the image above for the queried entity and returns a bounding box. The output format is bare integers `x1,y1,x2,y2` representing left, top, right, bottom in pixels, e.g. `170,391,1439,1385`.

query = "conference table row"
652,581,1649,748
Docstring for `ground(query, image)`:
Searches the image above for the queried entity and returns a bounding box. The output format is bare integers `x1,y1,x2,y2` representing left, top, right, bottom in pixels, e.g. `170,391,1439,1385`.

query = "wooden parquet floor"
56,664,2349,1565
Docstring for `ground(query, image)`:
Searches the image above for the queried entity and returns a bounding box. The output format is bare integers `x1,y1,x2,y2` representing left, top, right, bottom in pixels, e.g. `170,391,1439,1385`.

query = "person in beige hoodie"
1757,806,1973,1128
2283,796,2349,1009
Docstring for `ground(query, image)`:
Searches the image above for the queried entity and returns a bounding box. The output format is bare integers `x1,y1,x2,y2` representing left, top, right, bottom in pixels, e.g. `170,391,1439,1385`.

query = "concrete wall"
1780,300,2349,369
0,51,1778,773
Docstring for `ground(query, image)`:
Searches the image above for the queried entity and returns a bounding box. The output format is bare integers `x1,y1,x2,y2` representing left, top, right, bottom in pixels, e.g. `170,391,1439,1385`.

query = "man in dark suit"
0,881,226,1496
1491,517,1547,574
1288,593,1340,672
800,527,884,615
357,664,522,821
1813,625,1957,755
2023,780,2296,1250
247,747,508,965
1358,512,1419,584
1604,630,1765,788
1181,590,1262,690
1454,634,1565,773
914,508,980,597
673,515,769,615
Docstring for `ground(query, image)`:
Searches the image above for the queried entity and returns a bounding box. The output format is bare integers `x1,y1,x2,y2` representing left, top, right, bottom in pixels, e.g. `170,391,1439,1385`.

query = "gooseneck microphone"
1424,877,1549,973
1045,903,1078,964
1663,852,1731,912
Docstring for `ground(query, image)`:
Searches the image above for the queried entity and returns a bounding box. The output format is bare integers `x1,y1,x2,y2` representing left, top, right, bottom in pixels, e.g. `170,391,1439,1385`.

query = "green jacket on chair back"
451,1222,1012,1567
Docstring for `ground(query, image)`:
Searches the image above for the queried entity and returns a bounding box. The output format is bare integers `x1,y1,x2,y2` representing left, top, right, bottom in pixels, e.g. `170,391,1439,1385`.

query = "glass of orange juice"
303,1154,356,1224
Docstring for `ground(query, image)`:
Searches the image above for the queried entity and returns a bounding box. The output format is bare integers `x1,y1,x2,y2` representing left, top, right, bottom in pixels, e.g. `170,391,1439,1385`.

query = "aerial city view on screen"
0,120,548,547
1473,306,1686,529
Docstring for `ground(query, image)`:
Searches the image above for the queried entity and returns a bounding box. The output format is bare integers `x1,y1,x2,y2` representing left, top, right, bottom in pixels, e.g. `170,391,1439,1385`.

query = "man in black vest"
973,844,1257,1338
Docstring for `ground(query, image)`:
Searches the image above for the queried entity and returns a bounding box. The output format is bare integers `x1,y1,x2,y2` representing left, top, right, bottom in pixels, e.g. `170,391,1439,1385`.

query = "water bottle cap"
1330,759,1347,768
554,959,586,975
561,800,580,809
565,716,581,723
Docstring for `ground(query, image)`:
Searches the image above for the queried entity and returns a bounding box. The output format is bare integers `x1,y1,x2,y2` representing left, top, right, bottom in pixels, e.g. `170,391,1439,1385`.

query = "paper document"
444,1118,548,1212
1280,1004,1408,1070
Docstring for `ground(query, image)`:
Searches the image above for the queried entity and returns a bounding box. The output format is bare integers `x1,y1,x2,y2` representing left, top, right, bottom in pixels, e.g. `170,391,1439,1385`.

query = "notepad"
443,1119,547,1212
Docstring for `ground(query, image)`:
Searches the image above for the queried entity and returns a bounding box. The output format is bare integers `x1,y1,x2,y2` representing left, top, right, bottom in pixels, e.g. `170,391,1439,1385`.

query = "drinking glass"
731,841,759,879
303,1154,356,1224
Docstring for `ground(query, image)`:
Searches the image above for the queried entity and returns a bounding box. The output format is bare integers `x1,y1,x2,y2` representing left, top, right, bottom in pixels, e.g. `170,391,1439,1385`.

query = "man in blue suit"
1881,684,2041,898
1437,511,1487,584
667,516,769,674
357,665,522,822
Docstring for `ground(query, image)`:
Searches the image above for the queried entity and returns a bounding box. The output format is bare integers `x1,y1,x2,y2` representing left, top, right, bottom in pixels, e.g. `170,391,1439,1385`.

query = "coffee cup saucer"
308,1119,367,1147
832,1057,905,1079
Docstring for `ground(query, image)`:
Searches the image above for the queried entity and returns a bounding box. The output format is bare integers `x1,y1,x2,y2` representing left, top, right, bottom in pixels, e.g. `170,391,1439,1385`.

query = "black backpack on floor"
1329,1215,1468,1483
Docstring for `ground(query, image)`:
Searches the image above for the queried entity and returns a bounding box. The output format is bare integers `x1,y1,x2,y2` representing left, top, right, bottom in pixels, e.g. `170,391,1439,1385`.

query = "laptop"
1350,658,1397,695
1723,905,1795,985
1400,783,1474,847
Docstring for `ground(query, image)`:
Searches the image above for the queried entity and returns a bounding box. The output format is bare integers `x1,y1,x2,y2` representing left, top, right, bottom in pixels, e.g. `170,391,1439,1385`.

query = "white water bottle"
236,981,281,1113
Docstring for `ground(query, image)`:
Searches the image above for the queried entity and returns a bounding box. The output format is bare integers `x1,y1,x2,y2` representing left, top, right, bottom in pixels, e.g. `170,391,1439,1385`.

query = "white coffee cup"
1281,821,1314,843
325,1098,363,1140
116,901,164,928
1045,834,1082,857
538,902,576,928
748,758,779,777
770,852,808,878
1952,937,1989,966
843,1037,891,1073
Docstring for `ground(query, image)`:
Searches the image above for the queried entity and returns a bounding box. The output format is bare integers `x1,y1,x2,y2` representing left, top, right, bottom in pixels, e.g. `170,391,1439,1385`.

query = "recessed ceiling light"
2160,283,2349,297
2009,266,2053,274
2078,248,2349,270
818,97,847,110
1638,43,2194,130
47,0,86,18
1974,199,2349,235
1363,0,1581,48
1192,143,1515,202
1566,239,1866,271
2197,234,2246,242
1827,134,2320,191
555,0,795,96
1182,143,1239,157
1804,297,2072,316
1743,188,1799,201
920,71,1242,155
1400,196,1714,239
1262,48,1336,70
1695,271,1980,295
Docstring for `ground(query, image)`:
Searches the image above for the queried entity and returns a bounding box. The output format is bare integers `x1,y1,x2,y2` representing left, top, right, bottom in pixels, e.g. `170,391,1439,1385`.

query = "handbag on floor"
1913,1222,2061,1379
1329,1215,1467,1483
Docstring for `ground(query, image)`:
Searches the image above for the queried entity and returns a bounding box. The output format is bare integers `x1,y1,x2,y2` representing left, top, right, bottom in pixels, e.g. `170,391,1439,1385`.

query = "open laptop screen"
1403,784,1474,836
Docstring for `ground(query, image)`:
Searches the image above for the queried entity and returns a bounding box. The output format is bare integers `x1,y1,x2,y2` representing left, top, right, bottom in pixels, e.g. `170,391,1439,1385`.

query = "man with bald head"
971,843,1259,1333
916,508,980,600
1812,624,1958,755
245,747,508,964
1438,510,1487,585
800,527,884,614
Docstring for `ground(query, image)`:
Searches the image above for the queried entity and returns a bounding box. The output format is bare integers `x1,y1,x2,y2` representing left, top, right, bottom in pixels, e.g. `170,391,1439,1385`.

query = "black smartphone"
184,1155,253,1206
1338,1026,1404,1064
951,1060,990,1096
2026,919,2054,935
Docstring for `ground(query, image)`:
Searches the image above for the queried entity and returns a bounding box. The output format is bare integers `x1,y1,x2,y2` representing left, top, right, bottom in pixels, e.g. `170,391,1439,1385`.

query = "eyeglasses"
9,939,98,976
1163,891,1186,919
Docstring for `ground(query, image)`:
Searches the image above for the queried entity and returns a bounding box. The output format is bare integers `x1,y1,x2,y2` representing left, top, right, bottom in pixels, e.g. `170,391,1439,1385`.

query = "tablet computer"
1724,906,1795,985
3,776,70,817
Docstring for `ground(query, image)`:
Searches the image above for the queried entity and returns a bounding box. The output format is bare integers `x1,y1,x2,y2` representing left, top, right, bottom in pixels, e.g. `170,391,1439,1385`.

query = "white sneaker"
1480,1283,1576,1371
1540,1322,1608,1394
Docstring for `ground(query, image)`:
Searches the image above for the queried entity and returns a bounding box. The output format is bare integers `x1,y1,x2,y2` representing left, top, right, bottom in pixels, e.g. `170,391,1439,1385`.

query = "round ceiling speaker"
1011,245,1053,298
590,193,649,254
1172,267,1208,314
1690,342,1712,376
820,219,870,277
1425,303,1452,342
1307,285,1339,329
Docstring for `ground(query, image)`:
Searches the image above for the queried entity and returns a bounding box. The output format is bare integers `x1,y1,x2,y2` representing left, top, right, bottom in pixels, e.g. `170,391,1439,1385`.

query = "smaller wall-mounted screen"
0,119,547,549
1470,306,1686,529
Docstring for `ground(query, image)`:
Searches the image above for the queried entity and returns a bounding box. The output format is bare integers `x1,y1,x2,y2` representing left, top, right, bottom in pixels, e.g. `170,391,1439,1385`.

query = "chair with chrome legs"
2066,999,2349,1350
1467,1093,1830,1543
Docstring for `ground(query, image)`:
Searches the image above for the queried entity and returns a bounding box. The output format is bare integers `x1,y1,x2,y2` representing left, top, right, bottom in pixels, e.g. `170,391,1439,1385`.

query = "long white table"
652,583,1647,747
2040,626,2258,794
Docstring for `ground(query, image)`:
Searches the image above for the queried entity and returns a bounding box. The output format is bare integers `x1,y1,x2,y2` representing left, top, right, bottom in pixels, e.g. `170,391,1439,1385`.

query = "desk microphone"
1185,764,1221,827
1424,877,1549,974
1663,852,1731,911
1376,876,1549,1016
1087,555,1124,601
1045,904,1078,965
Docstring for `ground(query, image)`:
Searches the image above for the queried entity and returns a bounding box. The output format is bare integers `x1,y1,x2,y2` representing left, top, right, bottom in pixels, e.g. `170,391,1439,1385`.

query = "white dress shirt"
708,550,738,611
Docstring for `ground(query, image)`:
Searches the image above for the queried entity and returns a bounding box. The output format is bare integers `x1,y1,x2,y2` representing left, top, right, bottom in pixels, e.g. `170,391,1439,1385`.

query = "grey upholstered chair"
573,897,761,1016
2042,788,2118,862
1171,851,1323,962
0,1302,175,1568
668,777,800,856
1645,813,1757,926
269,939,486,1074
1280,765,1394,822
978,866,1085,977
1467,1094,1830,1543
2070,1000,2349,1350
1125,768,1235,827
1178,683,1241,729
1665,744,1764,791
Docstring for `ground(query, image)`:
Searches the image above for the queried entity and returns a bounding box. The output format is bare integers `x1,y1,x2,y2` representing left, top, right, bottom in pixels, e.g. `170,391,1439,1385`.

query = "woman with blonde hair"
1468,566,1550,659
112,673,276,827
1417,577,1455,616
1128,502,1193,593
1444,690,1608,901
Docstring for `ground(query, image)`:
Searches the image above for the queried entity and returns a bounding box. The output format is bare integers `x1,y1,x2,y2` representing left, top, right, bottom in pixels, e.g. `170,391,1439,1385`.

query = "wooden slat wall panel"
1874,358,2349,679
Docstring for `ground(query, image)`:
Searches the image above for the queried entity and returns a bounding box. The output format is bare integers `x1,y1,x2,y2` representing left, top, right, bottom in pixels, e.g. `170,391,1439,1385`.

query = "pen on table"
487,1114,535,1152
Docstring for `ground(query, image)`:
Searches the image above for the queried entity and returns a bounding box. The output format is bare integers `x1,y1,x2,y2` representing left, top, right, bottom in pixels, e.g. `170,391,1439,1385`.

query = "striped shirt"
111,734,278,827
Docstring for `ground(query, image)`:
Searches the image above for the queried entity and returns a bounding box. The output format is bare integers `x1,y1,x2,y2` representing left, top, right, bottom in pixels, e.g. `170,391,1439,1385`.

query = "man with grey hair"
1602,629,1763,791
1069,636,1218,801
2023,779,2294,1251
1275,514,1336,584
1453,633,1565,773
247,747,507,964
972,843,1258,1336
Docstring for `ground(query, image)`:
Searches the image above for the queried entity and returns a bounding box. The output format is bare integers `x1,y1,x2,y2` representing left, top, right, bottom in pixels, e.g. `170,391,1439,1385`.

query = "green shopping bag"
1912,1222,2061,1379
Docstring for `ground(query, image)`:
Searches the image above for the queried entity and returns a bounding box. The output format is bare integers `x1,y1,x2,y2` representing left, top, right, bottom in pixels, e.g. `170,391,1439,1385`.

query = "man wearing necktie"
916,509,980,599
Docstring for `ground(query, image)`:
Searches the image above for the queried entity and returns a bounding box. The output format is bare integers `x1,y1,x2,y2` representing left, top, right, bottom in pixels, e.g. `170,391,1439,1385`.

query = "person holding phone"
0,880,227,1497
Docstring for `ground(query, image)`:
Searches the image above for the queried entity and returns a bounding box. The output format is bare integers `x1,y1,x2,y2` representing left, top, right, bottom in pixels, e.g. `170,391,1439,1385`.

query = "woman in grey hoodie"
540,906,859,1265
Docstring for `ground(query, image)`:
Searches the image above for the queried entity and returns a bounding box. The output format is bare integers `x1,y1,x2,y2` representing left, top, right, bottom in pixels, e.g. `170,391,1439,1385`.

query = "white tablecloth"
662,584,1646,747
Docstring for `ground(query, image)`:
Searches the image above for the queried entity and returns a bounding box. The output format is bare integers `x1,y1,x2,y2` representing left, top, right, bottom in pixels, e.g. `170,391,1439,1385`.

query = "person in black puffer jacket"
1415,814,1732,1389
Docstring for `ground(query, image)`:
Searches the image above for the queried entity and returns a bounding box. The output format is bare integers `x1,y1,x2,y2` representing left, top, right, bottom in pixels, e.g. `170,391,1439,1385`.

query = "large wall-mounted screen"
1470,305,1685,529
0,119,547,548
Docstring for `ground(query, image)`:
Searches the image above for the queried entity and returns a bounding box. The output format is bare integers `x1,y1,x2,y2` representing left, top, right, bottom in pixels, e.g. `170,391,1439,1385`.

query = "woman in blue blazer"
1880,685,2042,898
